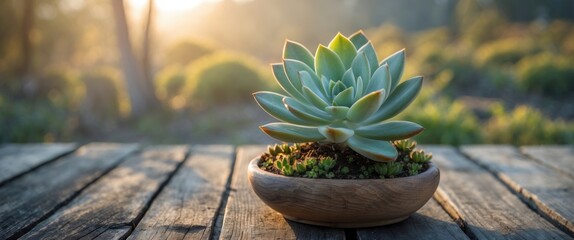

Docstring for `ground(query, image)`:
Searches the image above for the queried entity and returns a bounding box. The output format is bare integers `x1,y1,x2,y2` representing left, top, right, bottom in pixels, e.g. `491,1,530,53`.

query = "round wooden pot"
248,158,440,228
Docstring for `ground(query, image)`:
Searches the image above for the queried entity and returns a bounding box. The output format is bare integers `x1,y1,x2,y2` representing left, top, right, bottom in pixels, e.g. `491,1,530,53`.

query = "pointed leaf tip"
284,40,315,70
355,121,424,140
260,123,324,143
347,89,385,122
365,76,423,124
349,30,369,49
328,33,357,69
315,45,345,82
381,49,406,92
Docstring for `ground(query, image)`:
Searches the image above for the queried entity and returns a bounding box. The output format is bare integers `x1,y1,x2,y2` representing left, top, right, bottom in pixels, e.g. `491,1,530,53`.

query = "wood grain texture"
220,145,346,240
461,145,574,237
0,143,138,240
427,145,571,239
19,145,188,240
356,199,469,240
0,143,77,184
127,145,234,240
521,145,574,179
248,159,439,228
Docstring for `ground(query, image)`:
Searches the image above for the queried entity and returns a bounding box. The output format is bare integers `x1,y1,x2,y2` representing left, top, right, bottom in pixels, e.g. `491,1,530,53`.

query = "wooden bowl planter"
248,158,440,228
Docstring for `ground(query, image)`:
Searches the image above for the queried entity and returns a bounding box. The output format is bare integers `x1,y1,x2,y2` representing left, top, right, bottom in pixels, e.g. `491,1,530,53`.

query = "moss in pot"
250,31,439,228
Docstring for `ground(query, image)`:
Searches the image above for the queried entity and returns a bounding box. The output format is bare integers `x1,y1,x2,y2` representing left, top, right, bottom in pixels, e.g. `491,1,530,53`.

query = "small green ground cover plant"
260,140,431,179
254,31,432,178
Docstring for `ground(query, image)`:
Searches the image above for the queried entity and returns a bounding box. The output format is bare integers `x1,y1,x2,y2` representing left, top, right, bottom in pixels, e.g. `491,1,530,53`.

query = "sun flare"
128,0,206,13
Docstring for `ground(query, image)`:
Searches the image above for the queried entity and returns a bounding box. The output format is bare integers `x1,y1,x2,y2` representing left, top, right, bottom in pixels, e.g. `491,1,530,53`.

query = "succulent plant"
254,31,424,162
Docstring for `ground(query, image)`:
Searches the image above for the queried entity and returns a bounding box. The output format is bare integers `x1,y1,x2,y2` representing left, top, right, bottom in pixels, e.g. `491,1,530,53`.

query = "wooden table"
0,143,573,239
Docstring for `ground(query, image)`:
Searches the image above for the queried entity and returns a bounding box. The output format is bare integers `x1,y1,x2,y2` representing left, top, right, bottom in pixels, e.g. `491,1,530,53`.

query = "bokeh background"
1,0,573,145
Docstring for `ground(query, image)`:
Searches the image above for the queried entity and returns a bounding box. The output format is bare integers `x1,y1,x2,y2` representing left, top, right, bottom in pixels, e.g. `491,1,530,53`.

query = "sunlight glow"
128,0,206,13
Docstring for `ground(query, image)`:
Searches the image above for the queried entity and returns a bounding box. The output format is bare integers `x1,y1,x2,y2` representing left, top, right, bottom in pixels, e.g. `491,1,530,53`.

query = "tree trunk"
141,0,155,93
20,0,35,97
110,0,157,118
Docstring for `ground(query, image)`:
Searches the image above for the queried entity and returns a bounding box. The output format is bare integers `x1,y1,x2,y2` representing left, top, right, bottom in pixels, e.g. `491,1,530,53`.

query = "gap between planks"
125,145,235,240
0,143,79,187
428,145,570,239
460,145,574,238
122,145,194,239
0,143,139,240
19,145,189,240
209,146,237,240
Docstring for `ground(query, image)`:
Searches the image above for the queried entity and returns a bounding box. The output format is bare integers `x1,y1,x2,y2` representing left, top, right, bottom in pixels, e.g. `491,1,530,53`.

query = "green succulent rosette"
254,31,424,162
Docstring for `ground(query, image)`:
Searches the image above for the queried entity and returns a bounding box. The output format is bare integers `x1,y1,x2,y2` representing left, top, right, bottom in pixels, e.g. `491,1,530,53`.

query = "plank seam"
6,146,140,240
0,144,81,188
519,147,574,180
433,188,478,240
210,146,238,240
120,146,193,240
457,147,574,238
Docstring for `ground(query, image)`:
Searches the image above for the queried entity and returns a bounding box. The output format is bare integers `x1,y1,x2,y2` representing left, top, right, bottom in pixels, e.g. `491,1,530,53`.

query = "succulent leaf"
354,77,364,100
315,45,345,81
357,42,379,75
271,64,306,101
320,76,331,98
347,136,397,162
284,59,317,91
347,90,385,122
331,81,347,97
351,53,371,92
349,31,369,49
299,71,328,101
260,123,324,142
355,121,424,140
302,86,329,109
366,63,391,95
365,76,422,124
318,126,354,143
283,97,333,124
253,91,315,125
328,33,357,69
324,106,349,120
341,69,356,89
283,40,315,70
256,32,423,162
333,87,354,107
381,49,405,92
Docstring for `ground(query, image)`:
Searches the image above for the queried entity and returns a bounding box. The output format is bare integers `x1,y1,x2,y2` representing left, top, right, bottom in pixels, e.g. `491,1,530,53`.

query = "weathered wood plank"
461,145,574,237
0,143,77,184
0,143,138,240
521,145,574,179
220,145,346,240
356,199,469,240
428,146,571,239
127,145,234,240
19,145,188,240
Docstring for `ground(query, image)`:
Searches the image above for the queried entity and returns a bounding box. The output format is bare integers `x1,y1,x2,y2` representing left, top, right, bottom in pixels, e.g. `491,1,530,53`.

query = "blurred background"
1,0,573,145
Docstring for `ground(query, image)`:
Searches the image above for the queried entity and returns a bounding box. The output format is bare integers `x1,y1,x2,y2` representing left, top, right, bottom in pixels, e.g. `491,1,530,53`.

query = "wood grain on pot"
248,156,440,228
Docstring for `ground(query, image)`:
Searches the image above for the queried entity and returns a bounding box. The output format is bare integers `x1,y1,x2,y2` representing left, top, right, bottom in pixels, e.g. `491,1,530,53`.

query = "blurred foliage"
486,104,574,145
79,68,126,130
183,52,273,108
0,96,73,143
516,53,574,97
401,98,483,145
164,39,215,66
1,0,574,145
474,38,539,68
155,65,187,109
